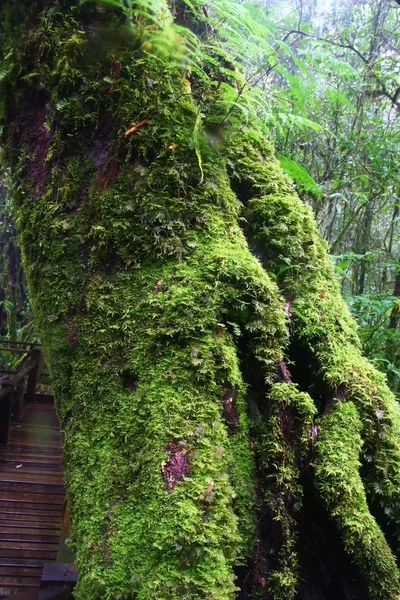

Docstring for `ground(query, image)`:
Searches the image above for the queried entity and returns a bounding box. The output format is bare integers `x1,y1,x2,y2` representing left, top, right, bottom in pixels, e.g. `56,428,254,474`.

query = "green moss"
258,383,316,600
2,1,400,598
315,401,400,600
0,3,290,598
224,127,400,598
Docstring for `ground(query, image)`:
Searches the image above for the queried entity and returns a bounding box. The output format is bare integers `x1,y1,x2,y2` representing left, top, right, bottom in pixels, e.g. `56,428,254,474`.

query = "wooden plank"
0,586,38,597
0,559,47,568
0,533,61,544
0,505,63,516
0,491,64,504
0,454,62,464
0,520,61,529
0,576,39,586
1,590,40,600
3,439,62,448
7,426,60,436
0,527,60,536
0,511,62,521
0,473,64,484
8,433,61,443
0,472,62,483
0,566,42,577
0,340,40,347
0,549,56,559
0,467,63,477
0,542,59,551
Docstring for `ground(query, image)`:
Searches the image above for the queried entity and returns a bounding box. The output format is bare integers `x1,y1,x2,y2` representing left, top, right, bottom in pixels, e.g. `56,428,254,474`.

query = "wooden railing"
0,340,44,445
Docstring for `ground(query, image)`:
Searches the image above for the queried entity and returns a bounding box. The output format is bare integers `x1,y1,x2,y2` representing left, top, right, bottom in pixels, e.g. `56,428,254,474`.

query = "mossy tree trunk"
1,2,400,599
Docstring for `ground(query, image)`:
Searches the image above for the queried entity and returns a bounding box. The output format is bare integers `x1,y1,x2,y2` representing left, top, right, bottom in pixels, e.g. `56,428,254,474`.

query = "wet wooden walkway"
0,402,64,597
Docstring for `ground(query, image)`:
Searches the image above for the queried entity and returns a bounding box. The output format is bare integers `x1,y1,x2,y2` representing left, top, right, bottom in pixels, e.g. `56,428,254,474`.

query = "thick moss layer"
1,3,286,598
1,1,400,599
315,401,400,600
225,129,400,598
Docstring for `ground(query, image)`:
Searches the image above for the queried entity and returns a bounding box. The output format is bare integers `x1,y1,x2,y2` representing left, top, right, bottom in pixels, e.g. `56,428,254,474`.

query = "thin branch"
278,28,400,109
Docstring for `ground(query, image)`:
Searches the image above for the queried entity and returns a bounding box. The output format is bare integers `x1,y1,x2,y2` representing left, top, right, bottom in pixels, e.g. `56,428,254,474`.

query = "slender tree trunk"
1,2,400,600
386,271,400,392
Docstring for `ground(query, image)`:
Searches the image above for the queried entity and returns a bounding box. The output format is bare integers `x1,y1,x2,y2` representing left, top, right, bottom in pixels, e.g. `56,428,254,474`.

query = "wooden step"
0,549,56,560
0,558,47,568
0,453,62,463
0,511,62,521
0,492,64,505
0,541,59,552
0,586,38,596
0,520,61,529
0,503,63,515
0,576,39,586
0,566,43,577
0,478,64,491
0,529,61,541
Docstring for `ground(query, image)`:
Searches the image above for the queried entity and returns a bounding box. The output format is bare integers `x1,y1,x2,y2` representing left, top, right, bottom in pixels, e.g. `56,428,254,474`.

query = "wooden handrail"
0,344,44,444
0,340,40,347
0,347,31,353
1,361,37,389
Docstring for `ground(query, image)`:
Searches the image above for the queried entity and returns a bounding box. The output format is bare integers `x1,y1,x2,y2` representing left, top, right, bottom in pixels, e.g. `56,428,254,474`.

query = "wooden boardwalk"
0,402,64,597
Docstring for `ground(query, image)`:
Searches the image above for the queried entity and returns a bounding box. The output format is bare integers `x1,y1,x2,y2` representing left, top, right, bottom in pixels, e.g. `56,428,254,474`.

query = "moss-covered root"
314,401,400,600
259,383,316,600
224,128,400,539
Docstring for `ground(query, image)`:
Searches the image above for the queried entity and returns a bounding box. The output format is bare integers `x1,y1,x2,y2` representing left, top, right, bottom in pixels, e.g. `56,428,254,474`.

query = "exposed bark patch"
17,103,52,192
222,387,239,430
277,359,292,384
97,152,119,190
102,499,118,567
162,442,190,492
88,115,119,189
68,327,78,346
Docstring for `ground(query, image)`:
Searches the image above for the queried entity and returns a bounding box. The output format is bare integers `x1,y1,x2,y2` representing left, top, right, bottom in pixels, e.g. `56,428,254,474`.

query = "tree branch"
279,28,400,109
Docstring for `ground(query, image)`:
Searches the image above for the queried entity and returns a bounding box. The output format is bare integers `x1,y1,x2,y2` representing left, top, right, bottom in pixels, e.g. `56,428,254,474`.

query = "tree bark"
1,2,400,599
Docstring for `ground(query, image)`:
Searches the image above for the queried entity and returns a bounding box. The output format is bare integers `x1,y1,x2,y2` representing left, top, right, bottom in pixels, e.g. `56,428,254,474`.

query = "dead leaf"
204,479,214,499
124,118,148,137
153,280,164,293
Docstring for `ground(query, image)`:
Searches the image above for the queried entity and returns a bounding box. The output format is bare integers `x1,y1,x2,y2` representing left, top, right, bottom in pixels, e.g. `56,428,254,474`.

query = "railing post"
0,387,13,445
12,381,25,422
26,347,43,403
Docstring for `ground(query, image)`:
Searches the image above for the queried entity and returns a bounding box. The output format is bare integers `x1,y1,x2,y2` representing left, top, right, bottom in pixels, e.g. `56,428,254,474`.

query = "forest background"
1,0,399,396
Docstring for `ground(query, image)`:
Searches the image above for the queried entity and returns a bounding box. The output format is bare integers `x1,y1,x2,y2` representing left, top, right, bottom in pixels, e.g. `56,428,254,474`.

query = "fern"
277,153,322,198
